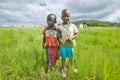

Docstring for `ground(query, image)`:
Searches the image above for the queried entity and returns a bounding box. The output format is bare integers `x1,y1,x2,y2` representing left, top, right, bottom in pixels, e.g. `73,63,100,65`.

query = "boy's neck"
63,22,70,25
49,25,54,28
49,26,53,27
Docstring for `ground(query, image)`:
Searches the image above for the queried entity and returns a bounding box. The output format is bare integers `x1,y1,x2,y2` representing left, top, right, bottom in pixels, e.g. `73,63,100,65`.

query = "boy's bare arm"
57,29,65,45
42,35,45,49
68,33,78,41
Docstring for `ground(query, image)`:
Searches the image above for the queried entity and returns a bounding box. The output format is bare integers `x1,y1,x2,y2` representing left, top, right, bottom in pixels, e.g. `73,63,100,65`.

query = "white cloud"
104,9,120,22
0,0,120,26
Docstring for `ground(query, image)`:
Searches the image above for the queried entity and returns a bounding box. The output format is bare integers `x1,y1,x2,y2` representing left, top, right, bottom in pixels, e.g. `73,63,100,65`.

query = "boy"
58,9,79,78
42,14,59,74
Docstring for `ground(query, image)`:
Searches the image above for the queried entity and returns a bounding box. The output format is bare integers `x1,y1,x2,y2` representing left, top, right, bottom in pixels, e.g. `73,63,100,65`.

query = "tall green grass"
0,27,120,80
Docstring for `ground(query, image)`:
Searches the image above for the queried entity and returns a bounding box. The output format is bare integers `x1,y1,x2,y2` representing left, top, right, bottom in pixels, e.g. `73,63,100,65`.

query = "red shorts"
46,46,59,65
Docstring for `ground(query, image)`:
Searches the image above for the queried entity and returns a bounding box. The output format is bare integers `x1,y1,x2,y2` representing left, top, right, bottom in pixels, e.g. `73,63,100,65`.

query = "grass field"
0,27,120,80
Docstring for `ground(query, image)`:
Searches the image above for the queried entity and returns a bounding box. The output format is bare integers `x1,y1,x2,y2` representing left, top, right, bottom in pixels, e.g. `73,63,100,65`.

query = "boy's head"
47,14,56,27
61,9,70,24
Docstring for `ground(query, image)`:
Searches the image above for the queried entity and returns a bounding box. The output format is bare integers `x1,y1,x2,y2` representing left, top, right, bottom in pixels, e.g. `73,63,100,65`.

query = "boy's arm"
68,24,79,41
42,27,46,49
42,35,45,49
57,29,61,44
68,33,78,41
57,28,65,45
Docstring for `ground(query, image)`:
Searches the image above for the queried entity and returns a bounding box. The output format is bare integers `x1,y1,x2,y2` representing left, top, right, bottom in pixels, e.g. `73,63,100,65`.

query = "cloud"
104,9,120,22
40,2,47,7
0,0,120,26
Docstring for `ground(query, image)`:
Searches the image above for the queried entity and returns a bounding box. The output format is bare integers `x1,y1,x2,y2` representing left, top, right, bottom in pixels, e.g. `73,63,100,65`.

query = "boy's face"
47,15,56,27
61,11,70,24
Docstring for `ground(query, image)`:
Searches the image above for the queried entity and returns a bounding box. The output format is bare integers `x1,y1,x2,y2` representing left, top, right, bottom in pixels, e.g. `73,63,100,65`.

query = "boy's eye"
63,15,69,17
49,19,54,21
48,19,52,21
48,18,55,21
48,19,51,21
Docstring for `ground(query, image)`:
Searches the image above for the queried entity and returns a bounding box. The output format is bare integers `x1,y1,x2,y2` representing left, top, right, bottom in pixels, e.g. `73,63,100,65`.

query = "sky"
0,0,120,26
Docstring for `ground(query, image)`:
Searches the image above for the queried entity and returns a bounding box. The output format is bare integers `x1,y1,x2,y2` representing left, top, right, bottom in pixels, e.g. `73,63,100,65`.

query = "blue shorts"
60,46,74,60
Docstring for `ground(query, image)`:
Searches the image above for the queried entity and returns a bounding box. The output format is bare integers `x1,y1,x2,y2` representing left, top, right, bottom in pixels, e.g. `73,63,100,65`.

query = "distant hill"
73,20,120,27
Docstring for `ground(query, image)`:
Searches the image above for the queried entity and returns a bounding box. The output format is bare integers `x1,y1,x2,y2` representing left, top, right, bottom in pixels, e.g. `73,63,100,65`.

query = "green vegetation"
0,27,120,80
73,20,120,27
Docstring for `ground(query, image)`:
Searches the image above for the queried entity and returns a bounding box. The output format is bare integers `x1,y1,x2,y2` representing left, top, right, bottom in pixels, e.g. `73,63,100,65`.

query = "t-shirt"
58,23,79,47
43,26,58,46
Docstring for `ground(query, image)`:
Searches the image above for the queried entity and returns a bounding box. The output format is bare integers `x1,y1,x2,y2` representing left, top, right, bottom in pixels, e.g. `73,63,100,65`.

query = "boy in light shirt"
58,9,79,78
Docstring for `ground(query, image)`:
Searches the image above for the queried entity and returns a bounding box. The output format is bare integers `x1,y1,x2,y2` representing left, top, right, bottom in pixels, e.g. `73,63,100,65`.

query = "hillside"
73,20,120,27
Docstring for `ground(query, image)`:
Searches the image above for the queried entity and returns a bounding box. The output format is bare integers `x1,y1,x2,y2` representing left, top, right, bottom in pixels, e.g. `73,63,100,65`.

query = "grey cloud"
64,0,120,22
66,0,109,13
72,8,113,21
0,0,120,25
0,0,47,25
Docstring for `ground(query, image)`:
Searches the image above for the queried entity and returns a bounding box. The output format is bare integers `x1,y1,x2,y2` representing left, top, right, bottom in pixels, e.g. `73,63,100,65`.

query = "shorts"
60,46,74,60
46,46,59,65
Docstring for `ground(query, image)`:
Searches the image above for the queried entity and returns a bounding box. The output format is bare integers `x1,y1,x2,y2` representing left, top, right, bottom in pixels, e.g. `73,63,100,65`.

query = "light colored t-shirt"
58,23,79,47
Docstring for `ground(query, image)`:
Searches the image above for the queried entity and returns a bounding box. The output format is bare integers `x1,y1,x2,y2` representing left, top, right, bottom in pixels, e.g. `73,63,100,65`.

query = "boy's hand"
67,37,73,42
60,39,65,45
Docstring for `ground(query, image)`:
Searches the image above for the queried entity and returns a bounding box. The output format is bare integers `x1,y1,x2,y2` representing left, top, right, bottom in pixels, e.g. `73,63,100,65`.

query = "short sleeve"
42,27,46,35
73,24,79,34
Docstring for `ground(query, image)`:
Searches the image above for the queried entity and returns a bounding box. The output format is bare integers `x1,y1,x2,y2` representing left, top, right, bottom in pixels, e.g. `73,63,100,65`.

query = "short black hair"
61,9,70,15
47,14,57,23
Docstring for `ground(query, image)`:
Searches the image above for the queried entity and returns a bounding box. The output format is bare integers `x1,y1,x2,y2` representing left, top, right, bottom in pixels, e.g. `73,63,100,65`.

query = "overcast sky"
0,0,120,26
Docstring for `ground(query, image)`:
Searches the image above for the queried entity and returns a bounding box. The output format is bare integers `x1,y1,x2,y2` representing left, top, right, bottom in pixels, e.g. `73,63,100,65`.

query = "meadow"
0,27,120,80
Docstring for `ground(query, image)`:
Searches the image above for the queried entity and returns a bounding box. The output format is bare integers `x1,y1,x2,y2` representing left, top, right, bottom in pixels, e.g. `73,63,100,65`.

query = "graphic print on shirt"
46,30,57,37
